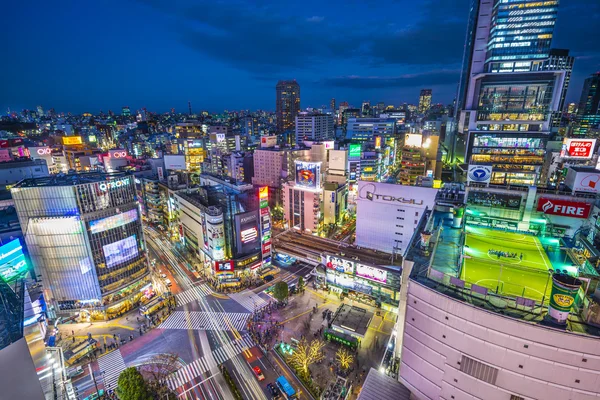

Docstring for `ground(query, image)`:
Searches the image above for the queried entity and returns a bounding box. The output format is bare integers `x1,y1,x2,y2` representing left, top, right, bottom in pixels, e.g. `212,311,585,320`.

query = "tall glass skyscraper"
456,0,569,186
276,80,301,134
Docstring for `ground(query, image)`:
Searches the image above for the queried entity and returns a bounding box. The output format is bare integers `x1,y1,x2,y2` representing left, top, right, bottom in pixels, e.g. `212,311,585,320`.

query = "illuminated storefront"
322,254,401,311
11,173,151,320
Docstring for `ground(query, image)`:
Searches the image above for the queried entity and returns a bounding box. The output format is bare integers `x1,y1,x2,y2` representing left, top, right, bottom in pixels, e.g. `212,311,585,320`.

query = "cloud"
320,70,460,89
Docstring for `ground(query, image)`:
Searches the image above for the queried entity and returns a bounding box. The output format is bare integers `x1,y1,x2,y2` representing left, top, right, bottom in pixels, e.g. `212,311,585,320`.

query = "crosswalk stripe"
97,350,126,391
158,311,250,331
175,284,214,307
228,290,269,312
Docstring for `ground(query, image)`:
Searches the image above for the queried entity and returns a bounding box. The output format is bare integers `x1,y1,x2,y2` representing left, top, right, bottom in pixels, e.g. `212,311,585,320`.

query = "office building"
282,160,323,233
418,89,432,114
121,106,131,116
224,152,254,184
330,98,336,113
361,101,371,117
456,0,568,185
0,159,49,189
276,80,301,133
252,148,309,188
346,118,396,143
11,173,150,320
295,113,334,146
577,72,600,117
355,181,437,257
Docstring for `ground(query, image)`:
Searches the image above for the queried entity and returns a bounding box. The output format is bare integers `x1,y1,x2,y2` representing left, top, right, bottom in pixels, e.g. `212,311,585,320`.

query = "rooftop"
12,172,130,188
330,303,373,338
357,368,411,400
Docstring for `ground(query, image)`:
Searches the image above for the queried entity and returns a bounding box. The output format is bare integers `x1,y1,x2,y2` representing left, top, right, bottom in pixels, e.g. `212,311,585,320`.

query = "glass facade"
486,0,559,65
11,174,149,319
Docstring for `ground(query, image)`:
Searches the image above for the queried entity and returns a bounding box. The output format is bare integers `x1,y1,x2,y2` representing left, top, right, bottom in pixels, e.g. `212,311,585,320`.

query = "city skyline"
1,0,599,114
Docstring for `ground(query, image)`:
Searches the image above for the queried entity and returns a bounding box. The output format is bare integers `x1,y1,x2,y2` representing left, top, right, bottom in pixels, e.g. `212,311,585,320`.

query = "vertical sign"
259,187,271,268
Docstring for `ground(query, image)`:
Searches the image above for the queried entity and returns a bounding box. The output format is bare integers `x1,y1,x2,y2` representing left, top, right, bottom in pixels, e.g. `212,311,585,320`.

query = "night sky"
1,0,599,114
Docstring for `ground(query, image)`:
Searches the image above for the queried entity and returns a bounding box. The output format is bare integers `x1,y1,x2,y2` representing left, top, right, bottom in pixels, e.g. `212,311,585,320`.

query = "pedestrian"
520,253,523,261
71,330,74,336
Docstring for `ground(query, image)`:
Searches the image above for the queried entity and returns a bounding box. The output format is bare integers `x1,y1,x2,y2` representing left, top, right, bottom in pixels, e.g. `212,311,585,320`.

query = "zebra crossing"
228,290,269,312
175,284,214,307
97,349,126,392
166,334,255,390
158,311,250,331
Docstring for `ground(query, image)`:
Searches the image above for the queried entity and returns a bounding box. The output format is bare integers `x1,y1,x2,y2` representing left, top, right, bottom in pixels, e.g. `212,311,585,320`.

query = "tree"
272,281,288,303
141,353,181,399
116,367,153,400
336,348,353,370
298,276,304,290
287,338,325,379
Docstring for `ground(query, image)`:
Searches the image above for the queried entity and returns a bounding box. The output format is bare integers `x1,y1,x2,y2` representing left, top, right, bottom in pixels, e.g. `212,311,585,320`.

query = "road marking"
228,290,269,312
158,311,250,332
97,349,126,391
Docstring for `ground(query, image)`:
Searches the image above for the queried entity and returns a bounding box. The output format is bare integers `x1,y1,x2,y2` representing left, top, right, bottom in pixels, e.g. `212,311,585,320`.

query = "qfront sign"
99,178,131,192
537,197,591,219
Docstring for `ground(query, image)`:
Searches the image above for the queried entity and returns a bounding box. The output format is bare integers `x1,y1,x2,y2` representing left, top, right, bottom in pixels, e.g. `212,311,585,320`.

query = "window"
460,355,498,385
415,212,419,216
397,209,405,212
510,396,525,400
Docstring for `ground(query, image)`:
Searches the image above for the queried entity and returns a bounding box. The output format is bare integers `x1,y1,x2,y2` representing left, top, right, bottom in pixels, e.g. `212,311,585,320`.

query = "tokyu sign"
99,178,131,192
536,197,591,218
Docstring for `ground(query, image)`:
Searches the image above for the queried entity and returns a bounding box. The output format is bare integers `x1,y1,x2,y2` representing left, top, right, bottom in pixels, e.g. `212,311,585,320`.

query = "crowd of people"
488,249,523,260
248,302,285,350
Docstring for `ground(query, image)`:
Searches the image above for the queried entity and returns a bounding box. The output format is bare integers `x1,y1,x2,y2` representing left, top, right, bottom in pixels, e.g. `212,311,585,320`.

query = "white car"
164,278,172,287
160,273,167,279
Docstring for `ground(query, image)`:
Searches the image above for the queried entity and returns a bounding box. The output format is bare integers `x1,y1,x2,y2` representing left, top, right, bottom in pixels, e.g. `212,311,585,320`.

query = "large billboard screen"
62,136,83,145
537,197,591,219
164,155,186,170
103,235,139,268
295,161,321,189
0,239,28,283
348,144,361,159
356,263,387,283
234,211,260,256
560,138,596,159
467,191,521,209
90,209,138,234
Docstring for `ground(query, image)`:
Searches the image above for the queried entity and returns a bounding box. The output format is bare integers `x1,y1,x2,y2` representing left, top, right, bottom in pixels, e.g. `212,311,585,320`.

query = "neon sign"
111,151,127,158
99,178,130,191
37,148,52,155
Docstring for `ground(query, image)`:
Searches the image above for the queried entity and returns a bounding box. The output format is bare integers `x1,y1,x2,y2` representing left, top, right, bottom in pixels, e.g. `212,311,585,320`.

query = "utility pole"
88,364,101,399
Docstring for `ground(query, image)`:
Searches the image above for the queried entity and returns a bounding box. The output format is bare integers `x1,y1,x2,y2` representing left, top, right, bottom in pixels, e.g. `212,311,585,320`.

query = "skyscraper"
330,98,336,113
295,112,334,146
418,89,432,114
276,80,300,133
573,72,600,136
456,0,569,185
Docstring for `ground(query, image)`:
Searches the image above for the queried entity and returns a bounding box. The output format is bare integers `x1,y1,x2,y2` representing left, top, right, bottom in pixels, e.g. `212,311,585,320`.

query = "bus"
139,296,166,316
64,339,97,365
276,376,296,399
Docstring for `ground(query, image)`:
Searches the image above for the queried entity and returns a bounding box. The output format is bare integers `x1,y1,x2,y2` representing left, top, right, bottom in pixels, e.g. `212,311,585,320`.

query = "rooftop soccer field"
460,226,554,302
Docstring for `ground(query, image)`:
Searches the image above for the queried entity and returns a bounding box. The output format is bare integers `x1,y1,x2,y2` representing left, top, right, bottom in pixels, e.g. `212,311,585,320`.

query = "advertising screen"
164,155,186,170
0,239,28,283
235,211,260,256
62,136,83,145
348,144,361,159
295,161,321,189
326,255,354,274
467,191,521,209
356,264,387,283
90,209,138,234
560,138,596,159
103,235,139,268
405,134,423,148
215,261,234,272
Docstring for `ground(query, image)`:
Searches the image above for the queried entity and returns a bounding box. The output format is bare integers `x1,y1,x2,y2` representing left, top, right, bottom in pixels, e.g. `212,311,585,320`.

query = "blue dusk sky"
0,0,599,114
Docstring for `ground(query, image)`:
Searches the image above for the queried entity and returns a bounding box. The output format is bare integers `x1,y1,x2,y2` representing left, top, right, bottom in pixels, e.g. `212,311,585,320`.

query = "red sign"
260,207,269,216
215,261,234,272
537,197,591,218
567,140,594,158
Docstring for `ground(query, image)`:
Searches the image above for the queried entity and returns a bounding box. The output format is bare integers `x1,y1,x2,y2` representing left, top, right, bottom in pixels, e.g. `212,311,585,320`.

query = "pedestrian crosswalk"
158,311,250,331
175,284,214,307
97,349,126,392
166,334,255,390
229,290,269,312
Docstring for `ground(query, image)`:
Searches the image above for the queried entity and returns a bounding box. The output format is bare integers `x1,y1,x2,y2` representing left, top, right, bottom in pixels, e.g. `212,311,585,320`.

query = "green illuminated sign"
349,144,361,158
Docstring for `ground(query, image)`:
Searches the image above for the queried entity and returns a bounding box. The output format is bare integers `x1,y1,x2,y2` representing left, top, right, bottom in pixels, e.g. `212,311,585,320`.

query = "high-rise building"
121,106,131,116
456,0,568,185
418,89,432,114
346,118,396,143
276,80,301,133
573,72,600,136
330,98,336,113
11,173,150,320
295,113,334,146
361,101,371,116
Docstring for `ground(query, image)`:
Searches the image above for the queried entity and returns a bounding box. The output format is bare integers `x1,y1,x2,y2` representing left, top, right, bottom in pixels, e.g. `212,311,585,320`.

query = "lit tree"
336,348,353,370
287,338,325,379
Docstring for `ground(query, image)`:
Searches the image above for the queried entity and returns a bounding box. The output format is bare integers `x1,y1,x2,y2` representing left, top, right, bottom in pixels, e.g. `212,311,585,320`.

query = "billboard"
325,255,354,274
235,211,260,256
356,264,387,283
90,209,138,234
374,136,382,149
467,191,521,209
405,134,423,148
467,165,492,184
560,138,596,159
215,260,234,272
164,155,186,170
329,149,347,171
0,239,28,283
564,168,600,194
323,141,335,150
62,136,83,145
260,136,278,148
348,144,361,159
295,161,321,189
103,235,139,268
536,197,591,218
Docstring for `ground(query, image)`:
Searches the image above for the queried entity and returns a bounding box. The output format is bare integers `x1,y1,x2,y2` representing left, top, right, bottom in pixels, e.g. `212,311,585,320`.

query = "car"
160,273,167,279
164,278,172,286
67,366,84,378
263,275,274,282
266,383,281,398
252,366,265,381
83,390,104,400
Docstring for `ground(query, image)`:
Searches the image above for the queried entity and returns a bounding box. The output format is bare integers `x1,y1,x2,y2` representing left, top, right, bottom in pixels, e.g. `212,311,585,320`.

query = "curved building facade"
400,279,600,400
12,173,150,320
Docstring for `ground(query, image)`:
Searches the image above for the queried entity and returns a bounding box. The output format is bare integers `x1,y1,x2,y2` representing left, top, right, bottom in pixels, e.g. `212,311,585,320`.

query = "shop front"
323,254,401,311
